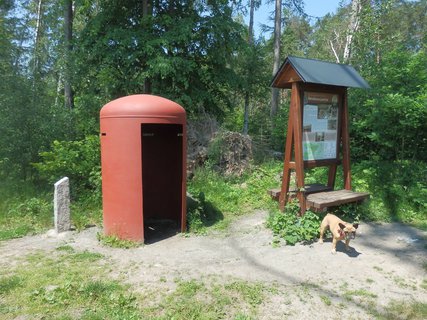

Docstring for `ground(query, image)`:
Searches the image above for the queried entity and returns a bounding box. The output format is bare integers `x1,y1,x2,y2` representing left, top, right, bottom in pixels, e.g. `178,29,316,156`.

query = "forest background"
0,0,426,239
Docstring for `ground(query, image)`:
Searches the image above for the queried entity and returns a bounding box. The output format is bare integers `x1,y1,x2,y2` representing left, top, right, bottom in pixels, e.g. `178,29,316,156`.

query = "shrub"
33,135,101,199
267,200,320,246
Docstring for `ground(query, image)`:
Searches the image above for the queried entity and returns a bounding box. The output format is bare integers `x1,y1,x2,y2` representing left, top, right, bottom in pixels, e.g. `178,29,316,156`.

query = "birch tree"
32,0,44,89
343,0,362,63
270,0,281,118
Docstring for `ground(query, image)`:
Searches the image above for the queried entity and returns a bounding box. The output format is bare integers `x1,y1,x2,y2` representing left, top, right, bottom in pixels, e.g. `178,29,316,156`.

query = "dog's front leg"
318,224,327,244
345,239,350,251
331,237,338,254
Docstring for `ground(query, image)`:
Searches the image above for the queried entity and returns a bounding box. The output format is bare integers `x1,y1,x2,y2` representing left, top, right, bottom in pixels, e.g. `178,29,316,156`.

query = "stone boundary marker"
54,177,71,233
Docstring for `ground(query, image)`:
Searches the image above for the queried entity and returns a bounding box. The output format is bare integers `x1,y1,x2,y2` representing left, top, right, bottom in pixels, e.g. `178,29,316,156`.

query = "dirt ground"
1,210,426,319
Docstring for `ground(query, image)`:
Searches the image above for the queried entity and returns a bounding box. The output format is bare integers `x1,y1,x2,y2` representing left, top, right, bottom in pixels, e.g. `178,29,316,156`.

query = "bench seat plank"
306,189,370,209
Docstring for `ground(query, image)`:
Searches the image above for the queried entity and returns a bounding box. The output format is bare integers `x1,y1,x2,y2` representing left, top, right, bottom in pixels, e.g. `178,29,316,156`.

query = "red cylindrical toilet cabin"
100,94,187,242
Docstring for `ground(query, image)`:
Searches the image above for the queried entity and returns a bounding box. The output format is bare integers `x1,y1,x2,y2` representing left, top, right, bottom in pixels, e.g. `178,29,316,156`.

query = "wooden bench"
306,189,369,211
268,184,369,212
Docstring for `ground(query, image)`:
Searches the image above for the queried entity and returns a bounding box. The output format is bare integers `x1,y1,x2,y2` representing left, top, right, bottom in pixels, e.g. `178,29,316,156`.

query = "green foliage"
96,232,142,249
71,203,102,232
350,49,427,161
186,192,223,234
331,203,362,225
187,162,282,231
96,232,140,250
34,135,101,198
0,178,102,241
6,197,51,218
0,275,22,295
154,279,266,320
3,260,269,319
302,160,427,229
0,196,52,241
76,0,245,118
267,201,320,246
0,250,142,319
270,99,290,151
350,160,427,227
378,300,427,320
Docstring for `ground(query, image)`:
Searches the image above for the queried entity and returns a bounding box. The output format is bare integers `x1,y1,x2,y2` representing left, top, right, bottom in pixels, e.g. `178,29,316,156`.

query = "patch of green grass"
0,225,34,241
339,281,349,290
70,199,102,231
373,266,383,272
69,250,105,262
96,232,142,249
392,275,417,290
187,162,282,232
0,196,52,241
224,281,265,307
0,179,103,242
344,289,378,301
0,250,141,319
234,314,254,320
375,300,427,320
1,247,272,320
320,295,332,306
351,161,427,225
0,275,23,295
56,245,75,253
145,279,267,320
420,279,427,291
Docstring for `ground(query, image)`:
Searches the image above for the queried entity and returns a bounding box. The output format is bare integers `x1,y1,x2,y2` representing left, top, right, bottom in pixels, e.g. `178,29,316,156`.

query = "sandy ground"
1,210,426,319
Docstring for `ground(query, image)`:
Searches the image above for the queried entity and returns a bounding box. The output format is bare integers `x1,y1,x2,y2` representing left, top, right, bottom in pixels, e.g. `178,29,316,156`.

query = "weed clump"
96,233,142,249
267,200,320,246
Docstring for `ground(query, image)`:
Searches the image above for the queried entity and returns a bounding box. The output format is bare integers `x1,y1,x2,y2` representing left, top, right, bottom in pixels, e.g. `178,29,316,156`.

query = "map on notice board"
302,92,339,161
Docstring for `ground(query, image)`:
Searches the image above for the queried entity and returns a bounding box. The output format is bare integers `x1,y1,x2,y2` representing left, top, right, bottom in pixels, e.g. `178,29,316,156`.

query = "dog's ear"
353,223,359,229
339,223,346,230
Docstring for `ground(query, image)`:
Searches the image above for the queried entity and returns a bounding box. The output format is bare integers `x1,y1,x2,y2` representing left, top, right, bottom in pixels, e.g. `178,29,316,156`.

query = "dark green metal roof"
272,56,370,89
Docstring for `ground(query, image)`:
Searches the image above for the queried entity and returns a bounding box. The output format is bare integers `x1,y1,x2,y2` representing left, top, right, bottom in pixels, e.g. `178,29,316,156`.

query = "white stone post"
54,177,71,233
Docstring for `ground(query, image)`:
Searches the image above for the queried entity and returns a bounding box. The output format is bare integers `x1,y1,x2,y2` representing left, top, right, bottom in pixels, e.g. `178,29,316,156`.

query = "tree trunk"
32,0,44,88
143,0,152,16
248,0,255,45
343,0,361,64
270,0,281,118
64,0,74,109
143,0,152,93
243,0,256,135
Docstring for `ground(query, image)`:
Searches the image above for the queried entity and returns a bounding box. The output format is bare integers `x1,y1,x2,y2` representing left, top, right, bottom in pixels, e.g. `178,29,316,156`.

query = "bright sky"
249,0,348,38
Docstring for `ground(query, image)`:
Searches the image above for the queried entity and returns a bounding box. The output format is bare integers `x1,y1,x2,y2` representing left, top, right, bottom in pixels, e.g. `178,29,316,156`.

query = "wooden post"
327,164,338,189
279,82,306,213
292,83,305,215
279,108,294,211
341,91,352,190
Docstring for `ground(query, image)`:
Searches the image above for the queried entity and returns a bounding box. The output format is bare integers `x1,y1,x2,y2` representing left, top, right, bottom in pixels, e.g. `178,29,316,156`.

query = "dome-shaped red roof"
100,94,185,119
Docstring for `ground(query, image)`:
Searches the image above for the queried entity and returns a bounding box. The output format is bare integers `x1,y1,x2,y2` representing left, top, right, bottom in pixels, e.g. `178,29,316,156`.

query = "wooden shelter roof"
271,56,370,89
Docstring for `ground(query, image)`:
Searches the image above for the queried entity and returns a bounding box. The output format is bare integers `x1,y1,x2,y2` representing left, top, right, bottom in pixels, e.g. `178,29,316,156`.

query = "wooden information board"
269,56,371,214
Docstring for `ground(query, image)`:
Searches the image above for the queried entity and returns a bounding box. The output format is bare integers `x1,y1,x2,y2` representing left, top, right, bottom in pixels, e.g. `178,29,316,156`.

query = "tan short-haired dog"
318,213,359,254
